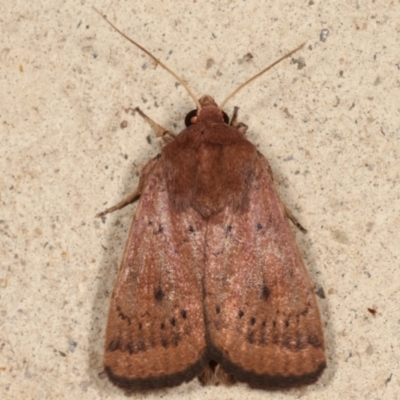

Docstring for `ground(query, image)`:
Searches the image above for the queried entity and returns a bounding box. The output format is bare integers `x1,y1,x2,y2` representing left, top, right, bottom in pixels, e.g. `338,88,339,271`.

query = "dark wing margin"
203,154,326,388
103,160,208,390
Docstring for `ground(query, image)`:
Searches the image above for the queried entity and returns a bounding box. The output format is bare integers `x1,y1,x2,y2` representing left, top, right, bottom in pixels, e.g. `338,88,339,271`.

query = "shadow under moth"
95,9,326,391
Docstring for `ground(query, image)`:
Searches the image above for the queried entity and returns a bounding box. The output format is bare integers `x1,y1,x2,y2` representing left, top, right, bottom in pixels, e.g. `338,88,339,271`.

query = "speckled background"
1,1,399,399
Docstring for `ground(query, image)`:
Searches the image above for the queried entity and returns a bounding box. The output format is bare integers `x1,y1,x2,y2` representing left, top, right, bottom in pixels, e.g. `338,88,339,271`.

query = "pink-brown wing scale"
204,154,326,388
103,159,208,390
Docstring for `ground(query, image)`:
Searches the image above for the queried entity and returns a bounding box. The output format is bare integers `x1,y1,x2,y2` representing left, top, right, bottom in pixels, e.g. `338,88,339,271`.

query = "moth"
95,9,326,391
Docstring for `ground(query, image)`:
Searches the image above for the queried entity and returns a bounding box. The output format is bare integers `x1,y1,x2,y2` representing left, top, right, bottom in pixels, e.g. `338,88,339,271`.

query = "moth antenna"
219,42,306,110
93,7,202,111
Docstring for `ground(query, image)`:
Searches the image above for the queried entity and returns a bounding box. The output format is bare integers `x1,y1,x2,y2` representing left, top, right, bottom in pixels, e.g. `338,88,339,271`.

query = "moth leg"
96,188,140,218
230,106,240,127
230,106,248,135
125,107,176,143
284,203,307,233
96,156,159,217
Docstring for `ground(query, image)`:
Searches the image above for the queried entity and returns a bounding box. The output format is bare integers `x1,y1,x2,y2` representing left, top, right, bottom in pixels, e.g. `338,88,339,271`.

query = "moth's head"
185,95,229,127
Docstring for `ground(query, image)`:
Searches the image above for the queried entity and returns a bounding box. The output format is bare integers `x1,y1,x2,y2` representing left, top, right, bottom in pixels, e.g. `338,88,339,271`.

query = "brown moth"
95,9,326,391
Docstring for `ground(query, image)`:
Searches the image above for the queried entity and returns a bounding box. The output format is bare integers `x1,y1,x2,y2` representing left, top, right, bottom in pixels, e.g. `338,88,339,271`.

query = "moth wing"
104,159,207,390
204,154,326,388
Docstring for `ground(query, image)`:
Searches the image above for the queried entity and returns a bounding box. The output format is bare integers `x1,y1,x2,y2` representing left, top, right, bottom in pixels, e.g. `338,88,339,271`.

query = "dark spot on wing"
125,342,134,354
154,287,164,301
160,323,165,330
262,285,271,300
156,224,164,234
172,333,180,346
238,310,244,318
188,225,195,233
247,331,255,344
216,306,220,314
250,317,256,326
116,306,131,325
308,335,322,348
170,317,176,327
138,323,142,330
107,338,120,352
226,225,232,236
161,338,168,348
256,223,263,231
300,306,310,316
181,310,187,319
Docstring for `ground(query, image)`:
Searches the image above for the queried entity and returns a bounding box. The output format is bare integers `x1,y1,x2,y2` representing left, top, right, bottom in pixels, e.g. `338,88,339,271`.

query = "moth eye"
184,109,198,127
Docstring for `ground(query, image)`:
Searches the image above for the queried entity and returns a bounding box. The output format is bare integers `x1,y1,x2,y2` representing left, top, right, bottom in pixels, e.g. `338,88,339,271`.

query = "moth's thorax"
162,115,257,219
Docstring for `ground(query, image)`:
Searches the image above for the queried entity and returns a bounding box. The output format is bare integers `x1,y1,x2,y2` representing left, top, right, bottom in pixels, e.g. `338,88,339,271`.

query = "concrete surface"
1,0,399,399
